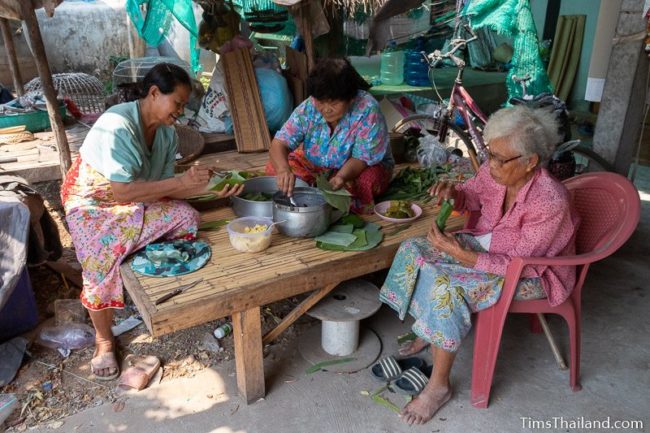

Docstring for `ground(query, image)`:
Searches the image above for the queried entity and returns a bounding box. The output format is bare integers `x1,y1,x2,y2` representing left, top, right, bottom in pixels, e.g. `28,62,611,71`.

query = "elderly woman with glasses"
266,57,393,213
379,105,579,425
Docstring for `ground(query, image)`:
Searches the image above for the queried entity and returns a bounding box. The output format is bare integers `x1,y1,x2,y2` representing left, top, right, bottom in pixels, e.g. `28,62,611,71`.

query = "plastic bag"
417,134,449,168
195,64,229,133
38,323,95,351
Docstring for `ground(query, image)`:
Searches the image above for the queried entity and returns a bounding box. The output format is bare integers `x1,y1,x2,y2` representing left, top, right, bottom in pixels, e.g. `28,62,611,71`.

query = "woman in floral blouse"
266,57,394,213
380,106,579,425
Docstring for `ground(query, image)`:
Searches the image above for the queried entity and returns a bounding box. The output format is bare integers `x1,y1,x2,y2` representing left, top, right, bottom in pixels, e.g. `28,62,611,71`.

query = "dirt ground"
1,180,314,432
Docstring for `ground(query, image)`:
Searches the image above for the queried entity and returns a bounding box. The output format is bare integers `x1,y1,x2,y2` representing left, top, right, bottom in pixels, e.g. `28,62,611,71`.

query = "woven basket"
174,125,205,165
25,73,106,114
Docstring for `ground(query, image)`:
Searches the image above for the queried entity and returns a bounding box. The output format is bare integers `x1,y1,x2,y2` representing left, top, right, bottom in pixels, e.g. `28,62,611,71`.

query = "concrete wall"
32,0,216,83
530,0,548,40
593,0,648,173
35,1,130,80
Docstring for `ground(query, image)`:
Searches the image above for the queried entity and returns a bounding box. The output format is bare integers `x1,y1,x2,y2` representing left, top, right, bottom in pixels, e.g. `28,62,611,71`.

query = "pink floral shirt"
455,164,579,306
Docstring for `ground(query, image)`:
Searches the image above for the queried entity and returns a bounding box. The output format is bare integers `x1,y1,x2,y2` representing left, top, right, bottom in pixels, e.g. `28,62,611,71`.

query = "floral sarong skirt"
379,234,545,352
61,158,199,311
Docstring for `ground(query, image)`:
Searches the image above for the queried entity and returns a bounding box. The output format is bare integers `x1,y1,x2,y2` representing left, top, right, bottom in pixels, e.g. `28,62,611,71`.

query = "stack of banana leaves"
315,214,384,251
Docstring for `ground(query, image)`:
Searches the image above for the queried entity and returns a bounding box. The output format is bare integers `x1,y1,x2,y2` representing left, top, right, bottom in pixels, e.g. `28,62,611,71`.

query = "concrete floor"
28,168,650,433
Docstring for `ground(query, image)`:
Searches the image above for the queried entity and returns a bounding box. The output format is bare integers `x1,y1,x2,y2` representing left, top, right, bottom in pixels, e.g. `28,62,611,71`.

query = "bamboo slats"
120,194,465,337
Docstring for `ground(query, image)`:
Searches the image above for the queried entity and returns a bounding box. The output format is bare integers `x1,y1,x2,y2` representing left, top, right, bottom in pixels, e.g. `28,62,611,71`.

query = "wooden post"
125,9,144,60
19,0,71,177
0,18,24,95
233,307,265,404
300,1,315,71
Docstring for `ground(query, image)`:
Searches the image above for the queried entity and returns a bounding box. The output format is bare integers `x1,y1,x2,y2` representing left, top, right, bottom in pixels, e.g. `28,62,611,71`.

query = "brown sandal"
117,355,161,391
90,351,120,381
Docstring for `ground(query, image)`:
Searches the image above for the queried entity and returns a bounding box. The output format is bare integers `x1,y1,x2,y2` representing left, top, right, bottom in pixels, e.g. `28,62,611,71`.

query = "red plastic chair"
470,172,641,408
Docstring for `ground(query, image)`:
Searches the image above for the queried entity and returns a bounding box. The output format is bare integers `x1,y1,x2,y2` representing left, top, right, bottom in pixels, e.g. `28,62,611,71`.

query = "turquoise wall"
530,0,548,40
528,0,601,109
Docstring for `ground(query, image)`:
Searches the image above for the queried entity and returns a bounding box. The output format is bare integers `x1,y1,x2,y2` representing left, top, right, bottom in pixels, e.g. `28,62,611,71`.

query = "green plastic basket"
0,105,67,132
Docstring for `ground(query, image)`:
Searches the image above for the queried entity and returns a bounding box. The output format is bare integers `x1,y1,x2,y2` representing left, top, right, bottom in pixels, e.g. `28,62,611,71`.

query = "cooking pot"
232,176,308,218
272,187,343,238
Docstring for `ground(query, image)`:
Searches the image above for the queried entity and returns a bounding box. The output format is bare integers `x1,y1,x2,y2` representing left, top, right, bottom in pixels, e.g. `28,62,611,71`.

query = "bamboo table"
120,201,465,403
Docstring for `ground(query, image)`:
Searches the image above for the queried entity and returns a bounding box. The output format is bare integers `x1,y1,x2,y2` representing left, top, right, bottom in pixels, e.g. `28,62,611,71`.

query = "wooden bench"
120,150,465,403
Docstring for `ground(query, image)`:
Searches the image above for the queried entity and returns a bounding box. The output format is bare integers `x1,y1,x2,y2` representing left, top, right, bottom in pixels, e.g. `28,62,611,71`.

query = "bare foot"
398,337,429,356
90,341,119,380
400,384,452,425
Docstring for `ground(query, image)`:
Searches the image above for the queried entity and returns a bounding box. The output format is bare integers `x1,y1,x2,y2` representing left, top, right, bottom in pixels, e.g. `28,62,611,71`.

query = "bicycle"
393,26,486,173
392,27,614,176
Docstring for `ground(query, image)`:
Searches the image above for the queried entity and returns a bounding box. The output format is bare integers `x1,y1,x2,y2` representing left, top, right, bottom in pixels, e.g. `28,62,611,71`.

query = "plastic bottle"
404,38,430,87
380,40,404,86
213,322,233,339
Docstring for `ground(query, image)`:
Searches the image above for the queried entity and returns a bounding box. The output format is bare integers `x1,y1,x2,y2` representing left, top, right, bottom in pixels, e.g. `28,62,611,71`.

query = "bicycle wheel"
571,145,615,174
392,114,479,166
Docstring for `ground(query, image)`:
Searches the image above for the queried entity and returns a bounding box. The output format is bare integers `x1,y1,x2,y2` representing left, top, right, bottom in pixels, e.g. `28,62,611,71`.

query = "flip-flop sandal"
90,351,120,381
370,356,425,383
392,364,434,396
118,355,161,391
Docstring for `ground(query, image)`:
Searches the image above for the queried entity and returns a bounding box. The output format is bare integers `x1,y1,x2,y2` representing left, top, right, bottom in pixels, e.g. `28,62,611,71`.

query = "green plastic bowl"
0,105,67,132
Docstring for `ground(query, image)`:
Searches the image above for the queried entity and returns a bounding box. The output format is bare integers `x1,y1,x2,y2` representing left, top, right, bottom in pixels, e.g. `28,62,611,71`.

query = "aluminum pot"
232,176,308,218
272,187,343,238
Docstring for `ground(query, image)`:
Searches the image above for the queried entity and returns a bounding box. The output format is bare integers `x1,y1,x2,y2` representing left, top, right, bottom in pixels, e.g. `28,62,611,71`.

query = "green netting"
464,0,552,100
231,0,284,13
127,0,201,74
231,0,294,36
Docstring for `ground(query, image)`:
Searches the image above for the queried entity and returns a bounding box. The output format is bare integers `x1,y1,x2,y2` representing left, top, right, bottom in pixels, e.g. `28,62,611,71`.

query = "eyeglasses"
487,151,523,167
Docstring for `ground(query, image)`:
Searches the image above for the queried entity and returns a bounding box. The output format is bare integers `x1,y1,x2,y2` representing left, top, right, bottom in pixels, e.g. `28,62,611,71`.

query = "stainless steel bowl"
272,187,342,238
232,176,308,218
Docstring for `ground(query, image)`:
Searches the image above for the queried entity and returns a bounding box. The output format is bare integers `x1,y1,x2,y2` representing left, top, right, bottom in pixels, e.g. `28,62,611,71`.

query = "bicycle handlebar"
425,25,478,68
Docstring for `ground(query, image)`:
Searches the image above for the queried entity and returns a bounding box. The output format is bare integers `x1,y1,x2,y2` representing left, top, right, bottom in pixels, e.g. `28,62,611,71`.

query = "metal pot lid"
273,187,328,212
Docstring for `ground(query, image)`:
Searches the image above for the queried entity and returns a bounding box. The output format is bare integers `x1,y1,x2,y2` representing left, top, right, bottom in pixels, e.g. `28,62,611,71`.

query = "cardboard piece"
379,97,407,132
221,48,270,153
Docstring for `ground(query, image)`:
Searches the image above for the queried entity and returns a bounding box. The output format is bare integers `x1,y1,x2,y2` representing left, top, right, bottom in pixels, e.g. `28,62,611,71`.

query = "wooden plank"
233,307,265,403
0,18,23,95
45,260,82,288
299,3,315,72
263,282,338,345
120,264,155,334
221,49,270,153
19,0,71,177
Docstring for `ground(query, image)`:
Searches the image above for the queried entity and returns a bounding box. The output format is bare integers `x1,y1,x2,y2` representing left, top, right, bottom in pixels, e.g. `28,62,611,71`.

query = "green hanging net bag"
127,0,201,74
463,0,552,100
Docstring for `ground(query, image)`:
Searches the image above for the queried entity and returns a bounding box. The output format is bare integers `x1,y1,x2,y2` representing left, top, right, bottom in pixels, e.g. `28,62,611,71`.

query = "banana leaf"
329,224,355,234
208,170,252,191
316,226,383,251
316,174,351,215
339,214,366,228
198,219,230,231
314,231,358,247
